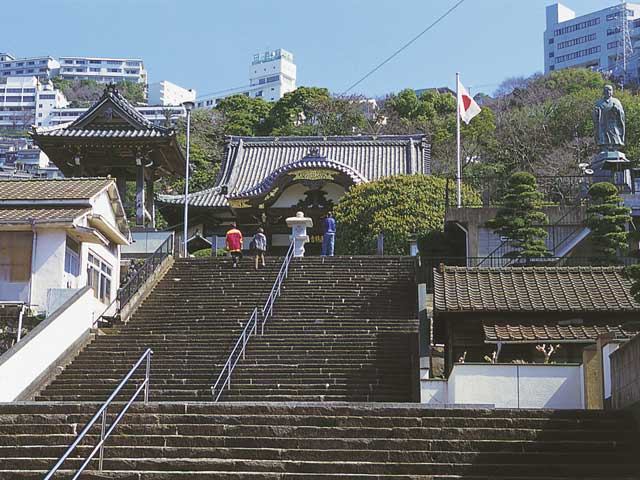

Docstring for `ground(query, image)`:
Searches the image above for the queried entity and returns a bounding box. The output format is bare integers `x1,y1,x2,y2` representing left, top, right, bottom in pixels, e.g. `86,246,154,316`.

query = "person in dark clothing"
321,212,336,256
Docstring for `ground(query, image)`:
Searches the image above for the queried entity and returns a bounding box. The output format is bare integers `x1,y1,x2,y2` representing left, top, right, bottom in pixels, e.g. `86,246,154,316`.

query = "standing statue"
593,85,625,149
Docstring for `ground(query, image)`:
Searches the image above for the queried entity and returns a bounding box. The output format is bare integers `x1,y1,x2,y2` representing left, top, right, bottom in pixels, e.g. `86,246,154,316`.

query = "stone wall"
611,333,640,411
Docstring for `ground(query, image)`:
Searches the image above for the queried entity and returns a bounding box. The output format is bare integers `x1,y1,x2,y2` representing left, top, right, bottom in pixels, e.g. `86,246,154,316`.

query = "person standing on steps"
225,222,243,268
321,211,336,256
252,227,267,270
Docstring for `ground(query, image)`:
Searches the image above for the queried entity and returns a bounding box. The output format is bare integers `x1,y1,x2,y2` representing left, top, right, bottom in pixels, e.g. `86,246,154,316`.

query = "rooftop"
0,177,112,201
434,265,640,314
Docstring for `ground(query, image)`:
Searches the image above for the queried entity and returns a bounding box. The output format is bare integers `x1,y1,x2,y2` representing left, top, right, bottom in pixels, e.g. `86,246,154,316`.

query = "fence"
446,175,635,209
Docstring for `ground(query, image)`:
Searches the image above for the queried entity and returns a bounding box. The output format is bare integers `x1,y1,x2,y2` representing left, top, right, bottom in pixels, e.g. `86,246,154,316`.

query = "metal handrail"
44,348,153,479
261,241,295,333
93,233,174,327
211,308,259,401
210,241,295,401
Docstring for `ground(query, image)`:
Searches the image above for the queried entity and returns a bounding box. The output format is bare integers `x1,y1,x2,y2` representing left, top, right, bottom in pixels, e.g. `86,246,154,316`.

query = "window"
608,40,620,49
555,45,601,63
0,232,32,282
554,17,600,36
548,38,554,44
558,33,598,49
39,94,55,99
607,27,621,35
64,237,80,277
549,52,554,58
87,252,112,303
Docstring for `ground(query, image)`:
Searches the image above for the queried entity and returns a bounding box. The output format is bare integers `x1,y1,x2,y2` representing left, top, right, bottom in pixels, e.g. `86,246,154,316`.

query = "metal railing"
211,308,259,401
44,348,153,479
210,241,295,401
93,233,174,327
261,241,295,333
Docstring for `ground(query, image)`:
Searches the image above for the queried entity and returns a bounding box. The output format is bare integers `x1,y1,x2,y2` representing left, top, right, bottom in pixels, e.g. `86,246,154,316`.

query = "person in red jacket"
225,223,243,268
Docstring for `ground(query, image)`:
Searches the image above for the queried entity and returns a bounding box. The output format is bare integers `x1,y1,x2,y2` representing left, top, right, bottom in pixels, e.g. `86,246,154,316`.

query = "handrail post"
144,352,151,404
98,408,107,471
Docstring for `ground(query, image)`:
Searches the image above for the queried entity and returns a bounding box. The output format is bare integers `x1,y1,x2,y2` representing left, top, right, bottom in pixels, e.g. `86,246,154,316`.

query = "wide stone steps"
0,403,638,478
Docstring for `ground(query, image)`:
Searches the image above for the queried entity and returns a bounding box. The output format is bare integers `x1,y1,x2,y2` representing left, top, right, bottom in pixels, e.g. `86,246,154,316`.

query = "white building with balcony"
545,2,640,81
57,57,147,85
0,53,60,81
44,105,185,128
196,48,297,109
148,80,195,106
0,76,68,130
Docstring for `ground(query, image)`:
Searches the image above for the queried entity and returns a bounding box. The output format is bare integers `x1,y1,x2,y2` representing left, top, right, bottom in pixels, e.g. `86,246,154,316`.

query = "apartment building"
148,80,196,106
0,76,68,130
57,56,147,84
44,105,185,128
196,48,297,109
0,53,60,81
544,2,640,81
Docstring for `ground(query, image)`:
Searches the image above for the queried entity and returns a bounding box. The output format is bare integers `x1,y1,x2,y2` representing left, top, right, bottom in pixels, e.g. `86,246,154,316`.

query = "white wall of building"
0,287,102,401
148,80,195,106
0,55,60,80
30,229,66,310
544,2,640,79
421,363,585,409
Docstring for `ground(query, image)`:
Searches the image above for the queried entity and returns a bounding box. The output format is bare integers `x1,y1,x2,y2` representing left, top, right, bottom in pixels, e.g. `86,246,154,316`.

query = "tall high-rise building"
544,2,640,83
196,48,297,109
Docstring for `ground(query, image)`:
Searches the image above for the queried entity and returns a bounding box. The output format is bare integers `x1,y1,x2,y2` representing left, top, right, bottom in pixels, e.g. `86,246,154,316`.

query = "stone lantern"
286,211,313,257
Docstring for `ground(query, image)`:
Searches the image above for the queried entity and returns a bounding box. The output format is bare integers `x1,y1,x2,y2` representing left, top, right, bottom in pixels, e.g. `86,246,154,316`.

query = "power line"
341,0,467,95
196,83,253,99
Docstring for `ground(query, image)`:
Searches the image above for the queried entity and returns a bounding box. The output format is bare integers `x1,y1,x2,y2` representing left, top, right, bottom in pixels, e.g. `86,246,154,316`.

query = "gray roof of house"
434,266,640,313
158,135,430,208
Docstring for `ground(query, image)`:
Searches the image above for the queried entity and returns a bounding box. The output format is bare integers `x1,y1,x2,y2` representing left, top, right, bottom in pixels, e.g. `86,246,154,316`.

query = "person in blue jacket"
321,212,336,256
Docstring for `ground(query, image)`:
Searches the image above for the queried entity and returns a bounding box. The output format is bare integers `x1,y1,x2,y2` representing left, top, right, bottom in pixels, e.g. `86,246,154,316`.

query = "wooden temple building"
158,135,430,253
31,84,186,228
433,265,640,373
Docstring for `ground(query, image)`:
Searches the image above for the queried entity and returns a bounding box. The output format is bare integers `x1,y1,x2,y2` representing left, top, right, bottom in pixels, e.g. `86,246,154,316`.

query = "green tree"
51,77,145,107
215,95,272,136
333,175,478,255
625,264,640,304
486,172,549,258
585,182,631,263
159,109,224,195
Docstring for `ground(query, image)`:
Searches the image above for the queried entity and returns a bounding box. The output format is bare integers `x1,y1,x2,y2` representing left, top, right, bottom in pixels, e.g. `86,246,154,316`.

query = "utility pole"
616,1,633,90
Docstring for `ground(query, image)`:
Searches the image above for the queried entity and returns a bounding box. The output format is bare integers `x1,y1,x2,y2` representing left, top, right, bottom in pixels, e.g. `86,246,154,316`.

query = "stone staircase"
0,403,638,478
1,255,639,478
35,257,280,402
220,256,418,402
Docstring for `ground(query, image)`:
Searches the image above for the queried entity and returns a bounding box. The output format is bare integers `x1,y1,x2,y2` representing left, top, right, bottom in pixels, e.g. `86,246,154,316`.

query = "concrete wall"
0,287,102,401
611,334,640,411
422,363,585,409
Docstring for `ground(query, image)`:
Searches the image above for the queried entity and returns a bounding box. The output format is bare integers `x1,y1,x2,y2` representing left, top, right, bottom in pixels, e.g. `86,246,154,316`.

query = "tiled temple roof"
434,266,640,313
157,134,430,208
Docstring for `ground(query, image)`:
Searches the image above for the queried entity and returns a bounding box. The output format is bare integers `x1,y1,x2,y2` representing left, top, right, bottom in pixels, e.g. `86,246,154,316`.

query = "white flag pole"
456,72,462,208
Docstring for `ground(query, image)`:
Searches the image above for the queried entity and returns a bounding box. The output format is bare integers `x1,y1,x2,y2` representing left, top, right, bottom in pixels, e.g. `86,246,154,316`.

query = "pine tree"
487,172,549,258
626,264,640,304
586,182,631,264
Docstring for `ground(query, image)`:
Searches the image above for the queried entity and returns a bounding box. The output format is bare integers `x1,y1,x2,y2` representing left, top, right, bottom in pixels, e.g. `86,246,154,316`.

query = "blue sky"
0,0,620,97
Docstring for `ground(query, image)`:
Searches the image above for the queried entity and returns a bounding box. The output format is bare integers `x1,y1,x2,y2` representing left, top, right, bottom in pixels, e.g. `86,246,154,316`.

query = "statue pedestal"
286,211,313,257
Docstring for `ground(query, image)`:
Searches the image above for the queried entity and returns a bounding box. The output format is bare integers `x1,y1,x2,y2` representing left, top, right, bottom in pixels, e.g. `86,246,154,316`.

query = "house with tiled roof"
158,134,430,253
0,177,130,314
433,265,640,373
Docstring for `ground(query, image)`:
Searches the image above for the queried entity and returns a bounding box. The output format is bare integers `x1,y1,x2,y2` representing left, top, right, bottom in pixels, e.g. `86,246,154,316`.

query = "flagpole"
456,72,462,208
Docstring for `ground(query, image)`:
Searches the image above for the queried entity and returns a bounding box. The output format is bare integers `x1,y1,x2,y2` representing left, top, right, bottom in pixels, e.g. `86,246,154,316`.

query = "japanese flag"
457,79,481,124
